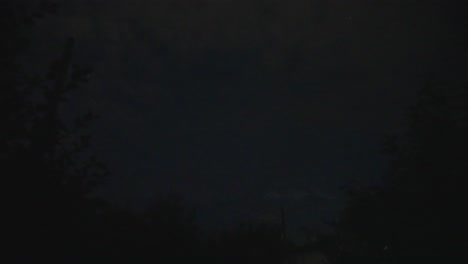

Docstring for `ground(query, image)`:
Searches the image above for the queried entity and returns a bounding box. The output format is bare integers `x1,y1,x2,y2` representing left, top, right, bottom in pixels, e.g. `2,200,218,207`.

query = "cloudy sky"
28,0,466,237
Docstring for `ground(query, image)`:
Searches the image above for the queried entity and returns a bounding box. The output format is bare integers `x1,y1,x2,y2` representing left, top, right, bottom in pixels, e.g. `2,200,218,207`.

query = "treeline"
324,78,467,264
2,2,466,263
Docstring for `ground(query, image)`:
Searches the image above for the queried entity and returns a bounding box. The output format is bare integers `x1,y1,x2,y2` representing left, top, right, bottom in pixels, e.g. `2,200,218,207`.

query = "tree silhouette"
2,4,295,263
332,79,467,264
213,220,291,264
1,2,109,261
141,195,203,263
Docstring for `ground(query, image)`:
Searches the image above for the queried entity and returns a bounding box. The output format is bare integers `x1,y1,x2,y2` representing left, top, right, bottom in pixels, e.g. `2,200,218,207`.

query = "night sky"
27,0,467,238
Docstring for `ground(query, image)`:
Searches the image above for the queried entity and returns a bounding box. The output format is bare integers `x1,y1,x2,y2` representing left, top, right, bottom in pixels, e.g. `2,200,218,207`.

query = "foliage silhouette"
331,79,467,264
1,2,109,261
213,220,293,264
